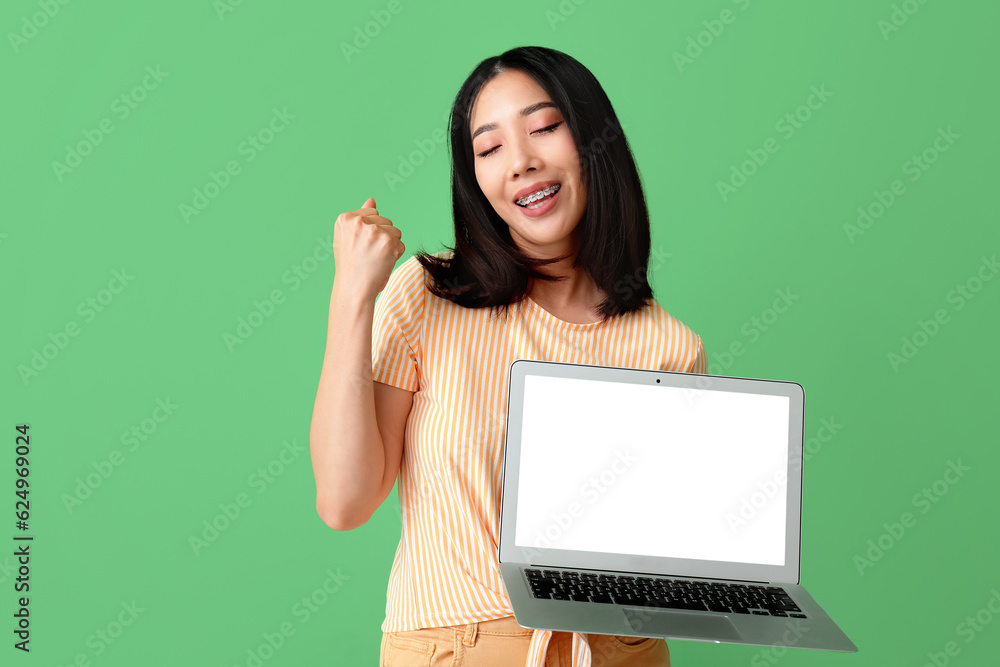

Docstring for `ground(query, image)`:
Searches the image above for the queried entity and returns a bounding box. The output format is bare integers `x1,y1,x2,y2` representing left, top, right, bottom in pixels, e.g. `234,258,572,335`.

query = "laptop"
498,359,857,652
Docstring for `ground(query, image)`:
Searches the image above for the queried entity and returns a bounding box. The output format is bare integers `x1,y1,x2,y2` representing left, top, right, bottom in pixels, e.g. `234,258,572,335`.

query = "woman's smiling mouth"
514,184,562,217
515,183,561,208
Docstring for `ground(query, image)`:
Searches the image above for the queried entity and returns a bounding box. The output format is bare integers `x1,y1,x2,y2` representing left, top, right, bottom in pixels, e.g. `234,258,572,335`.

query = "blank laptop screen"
514,374,791,567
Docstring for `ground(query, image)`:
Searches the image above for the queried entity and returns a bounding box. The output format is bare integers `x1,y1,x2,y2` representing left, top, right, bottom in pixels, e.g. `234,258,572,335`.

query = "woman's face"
469,69,586,260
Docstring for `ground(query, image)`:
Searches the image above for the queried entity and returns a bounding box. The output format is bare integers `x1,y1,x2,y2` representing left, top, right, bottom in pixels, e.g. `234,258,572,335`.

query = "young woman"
310,46,705,667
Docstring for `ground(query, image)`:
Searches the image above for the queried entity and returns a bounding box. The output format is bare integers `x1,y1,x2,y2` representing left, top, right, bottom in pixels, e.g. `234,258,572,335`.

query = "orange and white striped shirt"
371,252,706,667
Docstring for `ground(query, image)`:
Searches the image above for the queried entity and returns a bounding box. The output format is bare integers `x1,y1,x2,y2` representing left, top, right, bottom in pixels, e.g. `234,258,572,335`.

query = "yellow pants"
380,615,670,666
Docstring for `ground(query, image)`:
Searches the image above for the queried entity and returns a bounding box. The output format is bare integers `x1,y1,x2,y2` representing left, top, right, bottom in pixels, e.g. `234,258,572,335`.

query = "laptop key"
614,593,645,605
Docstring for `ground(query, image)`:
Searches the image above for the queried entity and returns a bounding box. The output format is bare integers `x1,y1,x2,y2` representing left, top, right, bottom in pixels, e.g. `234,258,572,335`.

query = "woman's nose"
507,135,540,176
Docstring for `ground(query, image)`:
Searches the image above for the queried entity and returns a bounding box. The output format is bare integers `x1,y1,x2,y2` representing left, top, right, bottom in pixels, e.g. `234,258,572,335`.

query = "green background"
3,0,998,664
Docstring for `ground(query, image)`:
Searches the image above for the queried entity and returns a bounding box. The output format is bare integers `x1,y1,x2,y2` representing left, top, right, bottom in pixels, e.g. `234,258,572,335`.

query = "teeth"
516,184,561,206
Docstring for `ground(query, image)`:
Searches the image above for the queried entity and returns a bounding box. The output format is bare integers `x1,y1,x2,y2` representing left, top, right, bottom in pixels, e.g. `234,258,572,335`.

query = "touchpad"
623,608,742,641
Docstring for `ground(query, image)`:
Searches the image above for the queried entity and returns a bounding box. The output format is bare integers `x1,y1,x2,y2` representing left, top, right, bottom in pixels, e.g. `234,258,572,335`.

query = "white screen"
514,375,790,566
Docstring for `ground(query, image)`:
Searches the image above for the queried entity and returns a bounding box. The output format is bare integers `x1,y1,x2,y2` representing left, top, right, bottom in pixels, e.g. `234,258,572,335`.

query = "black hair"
414,45,653,320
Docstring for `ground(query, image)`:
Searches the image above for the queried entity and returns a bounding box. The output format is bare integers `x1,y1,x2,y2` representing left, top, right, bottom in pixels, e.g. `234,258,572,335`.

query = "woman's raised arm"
309,198,411,531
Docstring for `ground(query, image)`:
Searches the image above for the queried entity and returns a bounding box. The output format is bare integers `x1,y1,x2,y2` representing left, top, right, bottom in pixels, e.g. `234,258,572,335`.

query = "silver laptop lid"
499,360,805,585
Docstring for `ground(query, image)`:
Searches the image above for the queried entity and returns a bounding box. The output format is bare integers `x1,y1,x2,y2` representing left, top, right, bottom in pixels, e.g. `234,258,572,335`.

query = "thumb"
362,196,376,211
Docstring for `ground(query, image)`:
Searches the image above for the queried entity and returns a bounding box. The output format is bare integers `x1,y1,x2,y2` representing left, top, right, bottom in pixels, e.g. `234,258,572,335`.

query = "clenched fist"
332,197,406,300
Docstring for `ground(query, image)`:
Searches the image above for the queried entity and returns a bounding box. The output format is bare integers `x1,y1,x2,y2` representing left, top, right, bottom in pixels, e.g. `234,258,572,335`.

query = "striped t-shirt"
371,252,706,666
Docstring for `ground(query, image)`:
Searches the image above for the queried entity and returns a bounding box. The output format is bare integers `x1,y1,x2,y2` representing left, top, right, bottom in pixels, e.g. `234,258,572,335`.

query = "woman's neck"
527,265,605,323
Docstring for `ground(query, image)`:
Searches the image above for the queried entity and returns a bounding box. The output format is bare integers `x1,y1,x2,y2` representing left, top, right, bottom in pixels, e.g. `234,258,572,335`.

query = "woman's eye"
477,146,498,158
533,122,562,134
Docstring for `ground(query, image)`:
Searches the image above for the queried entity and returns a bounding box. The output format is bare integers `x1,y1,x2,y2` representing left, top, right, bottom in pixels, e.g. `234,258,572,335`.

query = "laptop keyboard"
524,569,807,618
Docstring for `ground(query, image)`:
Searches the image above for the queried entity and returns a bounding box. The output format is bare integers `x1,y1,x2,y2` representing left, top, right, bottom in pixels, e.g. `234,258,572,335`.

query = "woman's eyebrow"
471,101,558,140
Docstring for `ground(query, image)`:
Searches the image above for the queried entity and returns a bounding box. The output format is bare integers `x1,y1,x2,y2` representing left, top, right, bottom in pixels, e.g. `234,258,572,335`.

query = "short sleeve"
371,257,426,393
688,334,707,374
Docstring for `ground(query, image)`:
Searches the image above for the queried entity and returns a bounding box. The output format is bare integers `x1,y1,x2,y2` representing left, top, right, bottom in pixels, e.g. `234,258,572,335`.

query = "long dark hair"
414,46,653,320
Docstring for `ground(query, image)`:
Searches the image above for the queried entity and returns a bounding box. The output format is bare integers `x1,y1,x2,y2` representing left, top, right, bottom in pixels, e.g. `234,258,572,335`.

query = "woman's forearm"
309,279,385,530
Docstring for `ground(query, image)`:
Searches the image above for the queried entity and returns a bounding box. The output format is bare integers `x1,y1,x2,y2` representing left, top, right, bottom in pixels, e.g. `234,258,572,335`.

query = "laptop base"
501,562,857,652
